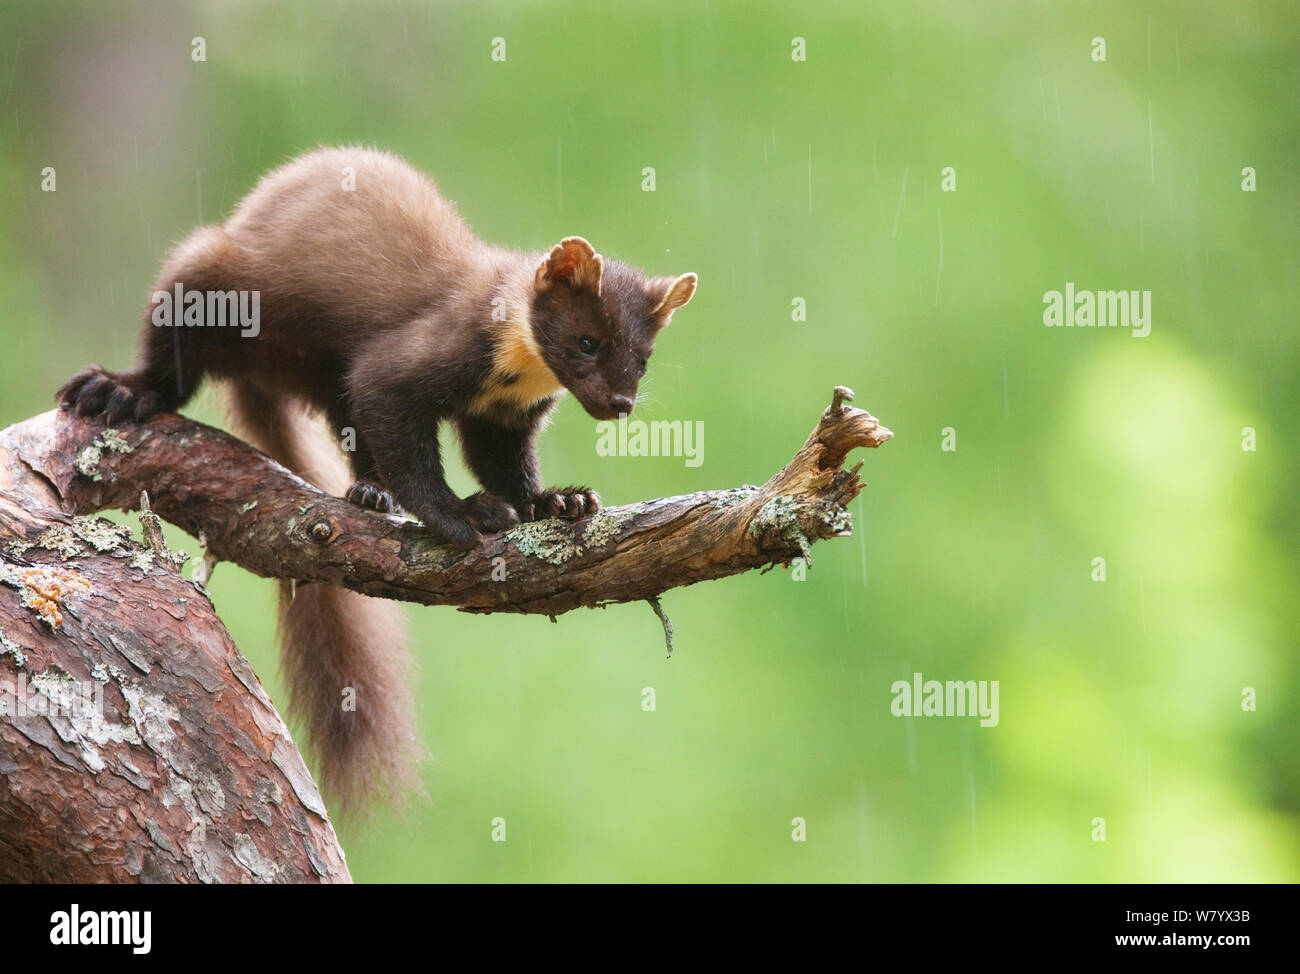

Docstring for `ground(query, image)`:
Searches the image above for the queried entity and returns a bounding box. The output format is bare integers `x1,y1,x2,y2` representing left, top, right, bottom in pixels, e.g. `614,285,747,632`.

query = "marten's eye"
577,336,599,355
638,358,648,376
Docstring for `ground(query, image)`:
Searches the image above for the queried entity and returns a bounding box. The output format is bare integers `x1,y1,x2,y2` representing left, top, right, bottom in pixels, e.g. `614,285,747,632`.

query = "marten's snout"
608,394,634,416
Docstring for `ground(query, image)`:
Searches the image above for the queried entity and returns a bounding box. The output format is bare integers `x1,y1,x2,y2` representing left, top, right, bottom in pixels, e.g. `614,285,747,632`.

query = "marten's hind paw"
58,367,164,424
346,480,401,514
464,492,520,534
533,487,600,521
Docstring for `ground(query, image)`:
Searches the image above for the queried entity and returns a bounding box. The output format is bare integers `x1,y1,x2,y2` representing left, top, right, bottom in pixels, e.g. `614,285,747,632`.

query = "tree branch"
0,387,889,881
2,389,892,615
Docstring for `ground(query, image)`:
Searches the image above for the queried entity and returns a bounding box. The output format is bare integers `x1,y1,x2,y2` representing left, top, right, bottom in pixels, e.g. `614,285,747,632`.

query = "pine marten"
58,147,697,813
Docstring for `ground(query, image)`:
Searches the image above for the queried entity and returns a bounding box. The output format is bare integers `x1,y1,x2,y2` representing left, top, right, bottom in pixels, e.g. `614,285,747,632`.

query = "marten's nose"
609,394,634,415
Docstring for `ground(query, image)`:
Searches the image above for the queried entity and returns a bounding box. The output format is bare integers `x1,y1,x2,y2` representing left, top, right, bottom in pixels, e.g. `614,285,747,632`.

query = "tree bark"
0,456,351,882
0,387,889,882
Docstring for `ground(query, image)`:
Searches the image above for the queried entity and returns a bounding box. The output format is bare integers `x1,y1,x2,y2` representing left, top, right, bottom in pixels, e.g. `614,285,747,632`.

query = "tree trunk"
0,452,350,882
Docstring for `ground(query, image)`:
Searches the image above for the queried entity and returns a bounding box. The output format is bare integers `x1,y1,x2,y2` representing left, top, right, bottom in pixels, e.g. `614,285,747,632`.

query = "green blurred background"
1,0,1296,882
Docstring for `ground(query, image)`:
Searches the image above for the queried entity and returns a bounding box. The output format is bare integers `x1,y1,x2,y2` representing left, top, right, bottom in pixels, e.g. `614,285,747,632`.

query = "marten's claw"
533,487,600,521
464,492,520,534
345,480,400,515
59,366,116,416
421,507,485,550
59,366,166,424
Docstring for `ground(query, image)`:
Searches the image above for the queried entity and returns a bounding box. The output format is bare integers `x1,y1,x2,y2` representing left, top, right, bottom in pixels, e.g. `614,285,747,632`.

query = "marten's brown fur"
58,147,697,813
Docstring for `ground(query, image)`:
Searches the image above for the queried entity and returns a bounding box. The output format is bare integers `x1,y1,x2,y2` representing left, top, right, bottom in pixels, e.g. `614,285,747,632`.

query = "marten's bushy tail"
224,380,421,817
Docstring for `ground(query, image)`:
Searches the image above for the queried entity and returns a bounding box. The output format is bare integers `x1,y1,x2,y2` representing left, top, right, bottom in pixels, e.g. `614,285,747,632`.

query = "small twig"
192,532,220,592
647,596,675,658
138,490,166,554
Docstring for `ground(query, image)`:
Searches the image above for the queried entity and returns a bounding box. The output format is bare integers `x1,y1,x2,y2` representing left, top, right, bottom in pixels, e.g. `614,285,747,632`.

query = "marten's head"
531,237,696,421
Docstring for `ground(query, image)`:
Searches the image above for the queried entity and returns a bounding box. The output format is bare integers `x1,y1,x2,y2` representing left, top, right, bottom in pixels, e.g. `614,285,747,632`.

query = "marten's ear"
649,273,697,327
535,236,603,296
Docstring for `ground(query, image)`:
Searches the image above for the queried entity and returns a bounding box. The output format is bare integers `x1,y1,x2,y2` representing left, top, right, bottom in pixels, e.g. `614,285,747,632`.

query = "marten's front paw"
531,487,600,521
58,367,163,424
464,492,520,534
419,507,483,550
345,480,402,514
